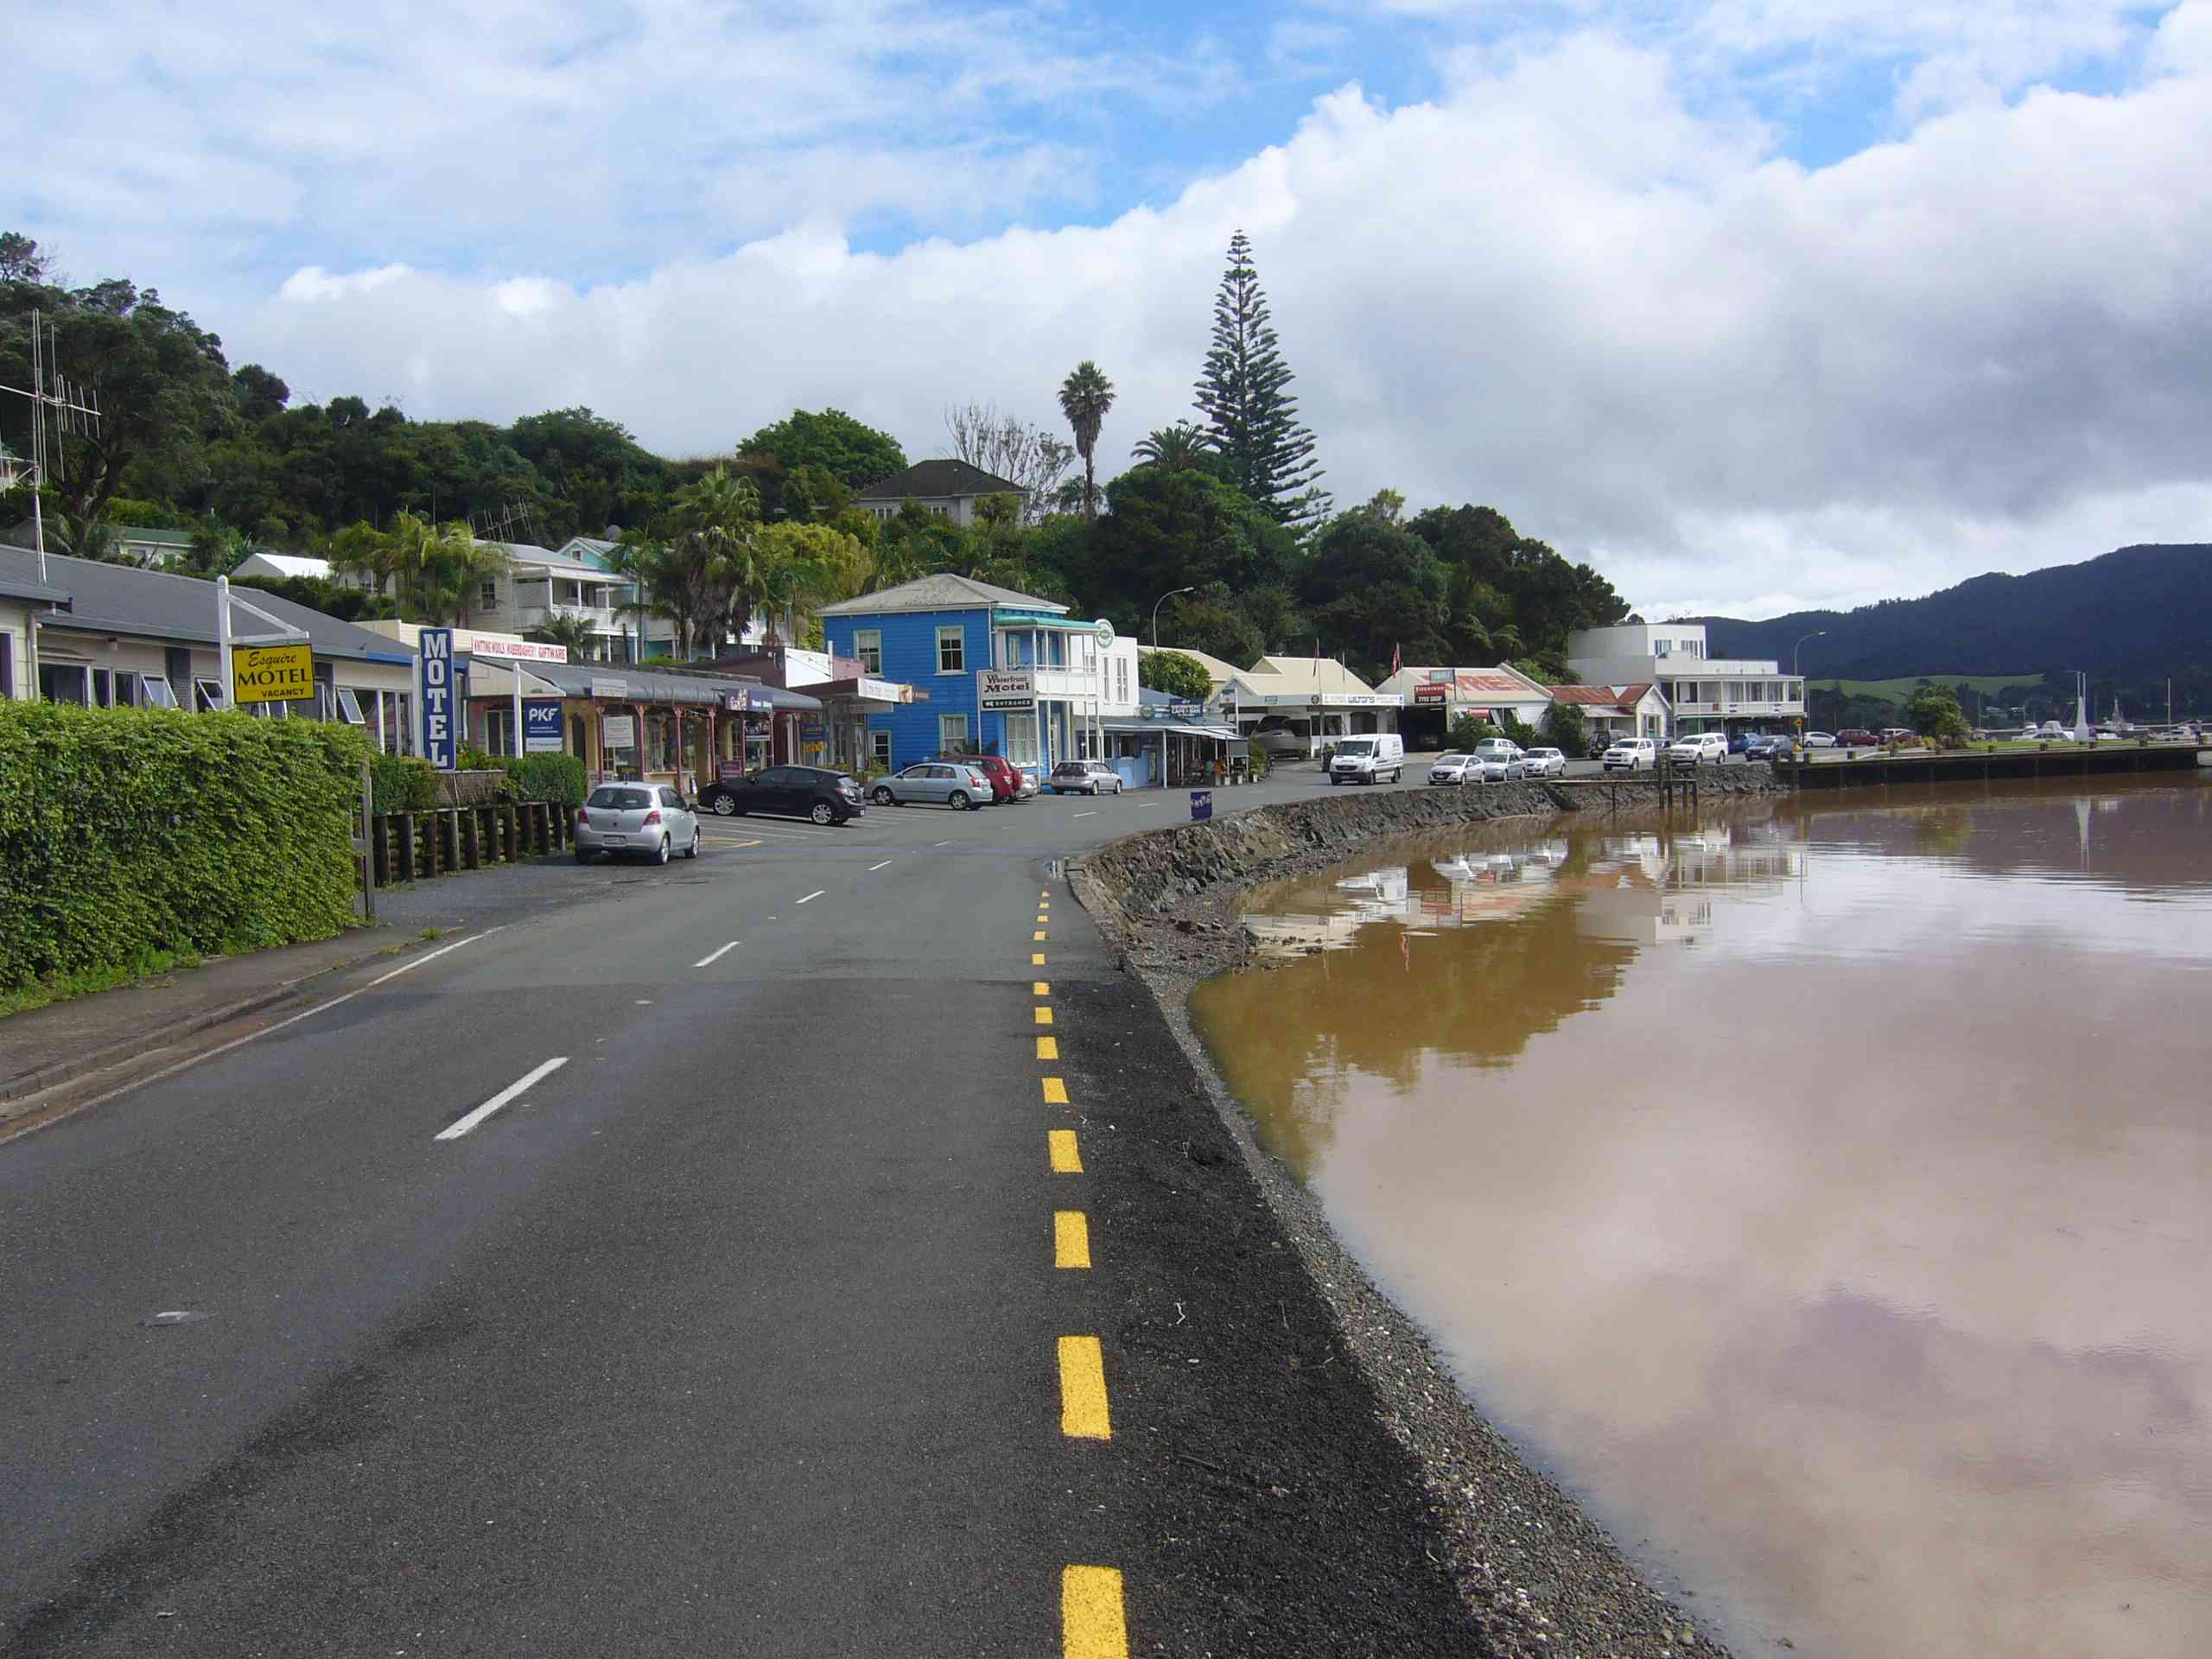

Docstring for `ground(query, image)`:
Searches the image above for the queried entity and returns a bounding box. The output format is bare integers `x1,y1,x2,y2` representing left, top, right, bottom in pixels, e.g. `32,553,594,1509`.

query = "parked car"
574,783,702,865
927,752,1028,803
1802,731,1837,747
1878,728,1914,744
1427,752,1478,785
869,760,993,810
1047,760,1125,796
2037,721,2068,738
698,765,866,825
1472,738,1525,770
1329,733,1406,785
1520,747,1568,778
1835,728,1879,747
1249,715,1314,760
1667,733,1728,765
1602,737,1657,772
1742,733,1795,761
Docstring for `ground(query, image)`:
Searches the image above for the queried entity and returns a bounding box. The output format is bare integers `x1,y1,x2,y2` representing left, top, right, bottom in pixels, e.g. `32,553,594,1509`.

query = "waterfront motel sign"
416,626,458,772
230,641,315,705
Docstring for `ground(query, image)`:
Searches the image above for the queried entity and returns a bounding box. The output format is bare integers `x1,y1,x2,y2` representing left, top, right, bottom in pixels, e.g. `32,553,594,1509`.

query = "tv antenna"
0,310,100,582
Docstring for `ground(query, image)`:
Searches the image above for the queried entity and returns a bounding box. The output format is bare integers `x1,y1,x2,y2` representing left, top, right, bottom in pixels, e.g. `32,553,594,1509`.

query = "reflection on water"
1192,779,2212,1658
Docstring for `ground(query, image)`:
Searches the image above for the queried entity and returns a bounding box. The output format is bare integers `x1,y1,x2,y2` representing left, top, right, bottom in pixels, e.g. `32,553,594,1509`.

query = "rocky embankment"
1070,771,1783,1657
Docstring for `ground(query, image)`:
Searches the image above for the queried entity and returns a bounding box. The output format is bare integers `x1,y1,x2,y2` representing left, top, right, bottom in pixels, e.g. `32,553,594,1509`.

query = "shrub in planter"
369,753,437,812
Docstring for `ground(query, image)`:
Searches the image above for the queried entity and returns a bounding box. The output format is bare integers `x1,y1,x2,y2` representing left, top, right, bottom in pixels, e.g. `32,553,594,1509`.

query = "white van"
1329,733,1405,784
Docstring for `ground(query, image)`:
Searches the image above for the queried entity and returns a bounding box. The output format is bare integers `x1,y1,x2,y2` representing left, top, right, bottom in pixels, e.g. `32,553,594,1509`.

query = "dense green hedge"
370,753,437,812
0,702,366,993
499,753,587,810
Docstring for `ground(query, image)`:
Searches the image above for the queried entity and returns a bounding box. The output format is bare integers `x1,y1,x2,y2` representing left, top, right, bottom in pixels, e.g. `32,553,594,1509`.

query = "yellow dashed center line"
1034,1006,1053,1026
1048,1128,1083,1173
1037,1036,1059,1061
1054,1210,1091,1269
1062,1566,1128,1658
1033,930,1047,942
1043,1077,1069,1105
1033,980,1051,995
1058,1336,1112,1440
1033,953,1047,966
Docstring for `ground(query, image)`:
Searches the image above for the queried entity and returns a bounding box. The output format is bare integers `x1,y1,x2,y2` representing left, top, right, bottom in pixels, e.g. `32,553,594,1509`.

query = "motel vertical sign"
418,627,457,771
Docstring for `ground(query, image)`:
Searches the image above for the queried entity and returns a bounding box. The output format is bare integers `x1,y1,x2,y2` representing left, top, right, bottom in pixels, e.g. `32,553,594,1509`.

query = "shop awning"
1102,718,1236,740
524,661,823,713
794,675,924,705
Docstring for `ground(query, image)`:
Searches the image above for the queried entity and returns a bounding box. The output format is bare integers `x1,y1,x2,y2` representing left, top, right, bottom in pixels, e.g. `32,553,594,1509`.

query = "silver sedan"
870,761,992,810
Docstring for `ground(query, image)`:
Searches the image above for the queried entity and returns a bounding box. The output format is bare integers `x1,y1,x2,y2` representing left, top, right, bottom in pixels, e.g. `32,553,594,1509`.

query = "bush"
370,753,437,812
1542,702,1588,756
0,702,365,993
499,753,587,810
1497,709,1539,749
1448,713,1501,750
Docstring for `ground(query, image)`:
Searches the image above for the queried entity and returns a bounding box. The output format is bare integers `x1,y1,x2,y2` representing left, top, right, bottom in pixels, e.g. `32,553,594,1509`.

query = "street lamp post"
1792,630,1825,744
1149,586,1197,652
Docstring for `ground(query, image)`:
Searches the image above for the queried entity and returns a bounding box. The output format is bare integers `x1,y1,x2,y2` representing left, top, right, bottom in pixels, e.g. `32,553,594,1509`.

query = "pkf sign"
978,669,1035,711
522,698,565,753
417,627,457,771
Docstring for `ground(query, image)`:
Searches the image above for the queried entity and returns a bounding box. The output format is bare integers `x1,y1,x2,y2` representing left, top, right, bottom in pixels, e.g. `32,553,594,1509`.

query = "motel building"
3,542,413,729
817,575,1138,782
363,622,824,793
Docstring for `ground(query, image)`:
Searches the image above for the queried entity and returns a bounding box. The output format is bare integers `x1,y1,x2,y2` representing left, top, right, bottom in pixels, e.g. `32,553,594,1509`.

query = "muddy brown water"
1190,777,2212,1658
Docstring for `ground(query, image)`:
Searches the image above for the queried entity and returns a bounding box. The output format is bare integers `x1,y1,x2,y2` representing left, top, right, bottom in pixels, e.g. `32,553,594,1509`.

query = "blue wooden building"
817,575,1137,780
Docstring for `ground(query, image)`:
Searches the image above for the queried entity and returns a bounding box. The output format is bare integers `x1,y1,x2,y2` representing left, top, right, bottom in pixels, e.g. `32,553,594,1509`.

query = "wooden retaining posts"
365,801,570,888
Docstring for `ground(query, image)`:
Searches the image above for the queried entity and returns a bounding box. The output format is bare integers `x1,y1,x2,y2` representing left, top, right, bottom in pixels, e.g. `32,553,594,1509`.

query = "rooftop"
853,459,1027,502
818,572,1068,617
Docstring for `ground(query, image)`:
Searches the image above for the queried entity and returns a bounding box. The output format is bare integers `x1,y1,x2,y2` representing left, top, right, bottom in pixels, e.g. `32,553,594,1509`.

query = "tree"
735,408,906,501
1140,650,1213,702
666,465,763,653
944,402,1076,522
0,232,52,284
1541,701,1589,756
1193,230,1325,524
1157,587,1264,669
1074,464,1298,633
1131,422,1211,474
531,608,602,659
1300,509,1450,680
1057,360,1116,522
1905,683,1971,744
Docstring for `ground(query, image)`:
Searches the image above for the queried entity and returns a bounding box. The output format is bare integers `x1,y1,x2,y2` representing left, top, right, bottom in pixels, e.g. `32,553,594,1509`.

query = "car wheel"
711,795,738,817
810,800,835,825
948,790,970,810
653,835,671,867
872,785,894,805
684,829,701,859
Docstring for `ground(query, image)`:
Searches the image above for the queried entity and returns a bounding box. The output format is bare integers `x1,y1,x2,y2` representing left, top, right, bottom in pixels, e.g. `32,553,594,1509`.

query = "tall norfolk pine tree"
1192,231,1326,526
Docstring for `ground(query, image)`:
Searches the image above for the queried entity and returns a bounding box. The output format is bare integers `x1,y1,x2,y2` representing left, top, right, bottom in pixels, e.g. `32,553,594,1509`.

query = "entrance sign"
232,642,315,705
523,698,565,753
602,714,636,750
1190,790,1213,822
978,668,1036,711
1413,683,1448,703
417,627,457,771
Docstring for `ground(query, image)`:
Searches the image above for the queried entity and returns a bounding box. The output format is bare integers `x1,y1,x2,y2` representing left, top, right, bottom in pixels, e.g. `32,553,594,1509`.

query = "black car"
697,765,866,826
1742,733,1795,760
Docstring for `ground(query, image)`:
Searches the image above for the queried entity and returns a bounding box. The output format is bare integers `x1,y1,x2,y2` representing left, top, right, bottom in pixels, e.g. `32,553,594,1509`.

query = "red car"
1835,728,1880,747
928,753,1021,804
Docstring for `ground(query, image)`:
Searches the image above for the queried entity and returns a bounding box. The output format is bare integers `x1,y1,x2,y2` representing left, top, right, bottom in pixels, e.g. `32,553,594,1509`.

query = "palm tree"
531,608,601,661
668,466,762,655
451,533,512,629
1057,360,1116,522
602,531,664,662
329,520,397,596
1132,421,1211,474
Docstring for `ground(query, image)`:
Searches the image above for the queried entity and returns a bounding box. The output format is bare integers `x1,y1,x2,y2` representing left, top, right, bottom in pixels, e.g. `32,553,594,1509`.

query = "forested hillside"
1700,543,2211,719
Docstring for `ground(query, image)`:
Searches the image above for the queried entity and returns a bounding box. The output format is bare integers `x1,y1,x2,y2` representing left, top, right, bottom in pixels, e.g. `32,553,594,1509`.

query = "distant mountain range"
1696,543,2211,685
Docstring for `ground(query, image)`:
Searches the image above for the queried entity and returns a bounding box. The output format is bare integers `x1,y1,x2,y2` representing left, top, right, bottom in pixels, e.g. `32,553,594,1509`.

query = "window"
0,634,10,699
659,786,683,808
480,578,499,610
936,626,964,673
939,714,969,749
139,675,179,709
854,629,882,674
870,729,892,767
40,663,91,705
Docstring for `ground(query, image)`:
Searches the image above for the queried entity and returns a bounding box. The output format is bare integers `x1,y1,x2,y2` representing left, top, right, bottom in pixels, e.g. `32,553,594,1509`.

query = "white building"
232,551,381,593
1373,664,1553,747
1217,655,1402,757
1565,622,1803,735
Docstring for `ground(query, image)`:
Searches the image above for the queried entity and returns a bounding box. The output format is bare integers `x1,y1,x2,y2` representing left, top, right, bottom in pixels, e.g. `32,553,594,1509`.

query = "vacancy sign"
232,643,315,705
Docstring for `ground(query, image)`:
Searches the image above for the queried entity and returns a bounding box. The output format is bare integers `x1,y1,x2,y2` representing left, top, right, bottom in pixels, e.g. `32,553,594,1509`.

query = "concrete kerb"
1064,774,1782,1656
0,985,304,1109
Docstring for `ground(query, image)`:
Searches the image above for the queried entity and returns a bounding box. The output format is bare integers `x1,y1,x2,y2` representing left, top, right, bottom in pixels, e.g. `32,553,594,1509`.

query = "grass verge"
0,948,208,1020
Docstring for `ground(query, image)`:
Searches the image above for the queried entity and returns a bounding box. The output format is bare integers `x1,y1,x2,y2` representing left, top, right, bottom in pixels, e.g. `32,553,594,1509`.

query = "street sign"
1190,790,1212,822
231,642,315,705
523,698,565,753
601,714,636,750
416,628,457,771
978,669,1036,711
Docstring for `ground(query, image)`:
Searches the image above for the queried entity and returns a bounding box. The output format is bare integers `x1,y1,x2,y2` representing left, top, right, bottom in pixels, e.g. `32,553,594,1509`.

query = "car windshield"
1436,753,1466,764
588,787,652,809
1337,740,1374,754
1531,750,1559,759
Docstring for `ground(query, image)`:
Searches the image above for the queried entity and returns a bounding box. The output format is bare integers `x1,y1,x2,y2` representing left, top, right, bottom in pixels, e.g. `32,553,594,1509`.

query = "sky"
7,0,2210,620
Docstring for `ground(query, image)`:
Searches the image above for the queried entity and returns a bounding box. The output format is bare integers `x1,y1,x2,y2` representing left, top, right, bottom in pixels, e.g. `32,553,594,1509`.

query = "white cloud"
11,1,2212,615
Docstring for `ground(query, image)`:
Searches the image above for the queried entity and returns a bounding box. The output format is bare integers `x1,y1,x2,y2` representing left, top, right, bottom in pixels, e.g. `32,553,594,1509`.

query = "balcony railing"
514,602,619,632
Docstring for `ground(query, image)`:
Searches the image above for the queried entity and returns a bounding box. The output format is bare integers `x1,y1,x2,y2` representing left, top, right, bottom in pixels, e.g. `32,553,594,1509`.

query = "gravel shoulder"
1070,775,1783,1657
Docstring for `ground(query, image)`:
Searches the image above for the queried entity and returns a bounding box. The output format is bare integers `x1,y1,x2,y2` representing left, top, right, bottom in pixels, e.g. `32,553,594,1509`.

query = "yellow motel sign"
232,642,316,705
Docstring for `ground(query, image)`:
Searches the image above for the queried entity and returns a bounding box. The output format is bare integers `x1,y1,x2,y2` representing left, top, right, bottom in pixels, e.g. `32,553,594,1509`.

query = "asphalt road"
2,775,1476,1656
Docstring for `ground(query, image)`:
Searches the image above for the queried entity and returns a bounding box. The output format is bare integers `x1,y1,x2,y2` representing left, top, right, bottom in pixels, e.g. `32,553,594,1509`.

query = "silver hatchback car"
870,761,993,810
574,783,701,865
